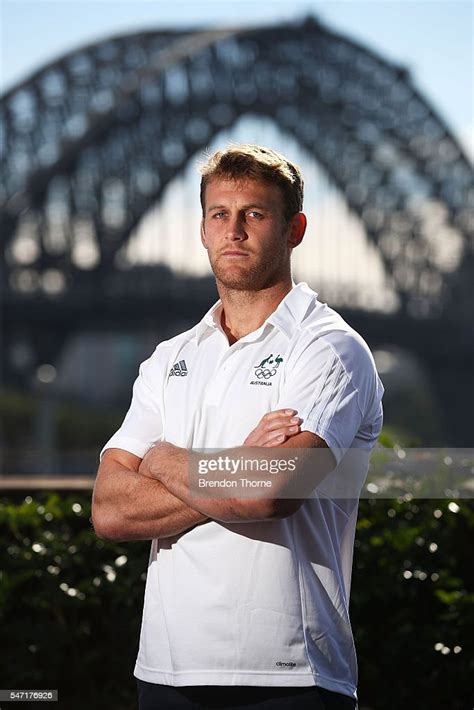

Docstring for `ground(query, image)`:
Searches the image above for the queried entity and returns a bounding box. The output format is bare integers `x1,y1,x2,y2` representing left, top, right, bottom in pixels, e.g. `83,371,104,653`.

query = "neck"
217,278,294,344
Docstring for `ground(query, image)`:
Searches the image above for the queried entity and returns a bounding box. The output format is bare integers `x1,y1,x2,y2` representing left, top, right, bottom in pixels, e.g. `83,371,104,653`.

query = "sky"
0,0,473,158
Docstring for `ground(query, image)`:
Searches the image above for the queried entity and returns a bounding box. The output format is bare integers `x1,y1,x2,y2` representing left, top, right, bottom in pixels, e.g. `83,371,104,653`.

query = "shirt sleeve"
276,332,384,465
100,347,165,460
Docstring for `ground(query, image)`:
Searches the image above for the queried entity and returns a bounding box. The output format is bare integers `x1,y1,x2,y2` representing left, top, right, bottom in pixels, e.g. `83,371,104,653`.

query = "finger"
262,409,298,421
244,413,301,446
261,425,300,446
247,423,299,446
263,433,287,447
258,416,302,434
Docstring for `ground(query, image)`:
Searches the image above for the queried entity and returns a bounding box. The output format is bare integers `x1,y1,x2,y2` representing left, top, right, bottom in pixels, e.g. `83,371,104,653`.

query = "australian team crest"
250,353,283,386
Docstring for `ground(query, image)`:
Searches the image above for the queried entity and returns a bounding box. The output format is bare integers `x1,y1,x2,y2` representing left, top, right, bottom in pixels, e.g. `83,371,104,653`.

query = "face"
200,178,306,291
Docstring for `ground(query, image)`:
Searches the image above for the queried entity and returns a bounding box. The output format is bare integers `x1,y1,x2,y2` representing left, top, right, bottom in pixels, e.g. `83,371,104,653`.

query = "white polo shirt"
102,282,384,700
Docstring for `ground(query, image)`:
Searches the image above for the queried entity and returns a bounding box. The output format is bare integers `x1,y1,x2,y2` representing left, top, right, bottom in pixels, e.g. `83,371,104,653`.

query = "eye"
248,210,264,219
212,211,226,219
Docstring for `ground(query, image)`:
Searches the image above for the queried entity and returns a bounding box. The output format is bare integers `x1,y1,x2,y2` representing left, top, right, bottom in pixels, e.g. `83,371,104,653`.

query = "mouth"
221,251,250,257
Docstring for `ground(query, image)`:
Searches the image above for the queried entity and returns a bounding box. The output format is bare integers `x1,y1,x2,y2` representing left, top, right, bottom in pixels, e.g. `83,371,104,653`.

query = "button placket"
202,344,243,406
200,342,231,405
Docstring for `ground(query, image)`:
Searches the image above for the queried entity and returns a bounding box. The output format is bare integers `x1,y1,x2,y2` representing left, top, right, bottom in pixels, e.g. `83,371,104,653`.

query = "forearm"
141,444,291,523
141,436,336,524
92,455,209,541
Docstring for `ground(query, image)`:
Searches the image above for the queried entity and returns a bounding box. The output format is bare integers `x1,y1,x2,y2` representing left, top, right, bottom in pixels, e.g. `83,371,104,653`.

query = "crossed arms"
91,409,334,542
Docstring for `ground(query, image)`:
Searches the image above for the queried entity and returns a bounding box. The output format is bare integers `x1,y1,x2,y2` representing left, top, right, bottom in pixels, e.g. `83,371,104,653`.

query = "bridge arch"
1,18,472,444
1,18,472,318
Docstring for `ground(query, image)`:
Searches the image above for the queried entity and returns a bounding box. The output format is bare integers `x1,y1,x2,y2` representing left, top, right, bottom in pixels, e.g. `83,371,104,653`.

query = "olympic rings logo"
254,367,277,379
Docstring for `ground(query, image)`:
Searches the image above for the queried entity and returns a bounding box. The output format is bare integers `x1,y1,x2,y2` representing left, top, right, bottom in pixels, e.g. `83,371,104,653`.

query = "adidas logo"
169,359,188,377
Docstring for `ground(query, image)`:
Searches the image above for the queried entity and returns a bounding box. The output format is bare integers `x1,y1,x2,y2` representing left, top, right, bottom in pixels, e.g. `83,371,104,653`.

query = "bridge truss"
1,17,472,442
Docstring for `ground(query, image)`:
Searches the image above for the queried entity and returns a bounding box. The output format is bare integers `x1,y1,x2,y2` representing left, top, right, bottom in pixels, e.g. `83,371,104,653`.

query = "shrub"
1,490,472,709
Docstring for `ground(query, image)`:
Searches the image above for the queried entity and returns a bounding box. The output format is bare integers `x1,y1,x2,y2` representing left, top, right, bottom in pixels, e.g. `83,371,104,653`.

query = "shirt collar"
195,299,225,343
195,282,317,344
267,282,317,338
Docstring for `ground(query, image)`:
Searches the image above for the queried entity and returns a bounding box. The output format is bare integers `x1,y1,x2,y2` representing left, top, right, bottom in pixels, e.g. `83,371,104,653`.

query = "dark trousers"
136,680,358,709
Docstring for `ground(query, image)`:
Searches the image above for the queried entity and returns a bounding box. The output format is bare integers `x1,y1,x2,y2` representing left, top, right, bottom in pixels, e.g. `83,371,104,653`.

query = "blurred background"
0,1,473,708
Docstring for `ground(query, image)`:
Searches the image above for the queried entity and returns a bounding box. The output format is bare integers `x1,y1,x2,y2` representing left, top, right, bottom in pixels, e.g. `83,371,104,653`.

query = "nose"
226,213,247,241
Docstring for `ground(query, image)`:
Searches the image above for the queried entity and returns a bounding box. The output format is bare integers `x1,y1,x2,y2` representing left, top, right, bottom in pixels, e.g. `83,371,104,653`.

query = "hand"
243,409,302,447
139,441,182,485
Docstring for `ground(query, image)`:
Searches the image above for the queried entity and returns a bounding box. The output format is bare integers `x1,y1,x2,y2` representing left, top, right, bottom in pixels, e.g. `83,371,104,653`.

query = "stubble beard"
210,250,288,292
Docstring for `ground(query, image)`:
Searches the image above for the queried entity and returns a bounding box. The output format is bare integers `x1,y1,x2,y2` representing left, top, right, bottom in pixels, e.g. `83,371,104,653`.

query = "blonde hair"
199,144,304,221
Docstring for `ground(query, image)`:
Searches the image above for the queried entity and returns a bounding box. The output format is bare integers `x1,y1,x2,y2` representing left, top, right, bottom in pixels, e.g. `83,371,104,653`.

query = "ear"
287,213,307,249
200,219,208,249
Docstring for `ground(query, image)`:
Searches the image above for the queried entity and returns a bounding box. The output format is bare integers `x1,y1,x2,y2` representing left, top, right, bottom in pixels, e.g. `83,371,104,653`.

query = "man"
92,144,384,710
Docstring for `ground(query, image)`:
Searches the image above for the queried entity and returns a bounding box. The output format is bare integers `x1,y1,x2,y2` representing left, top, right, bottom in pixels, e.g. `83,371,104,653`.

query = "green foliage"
1,490,472,710
0,492,149,709
353,498,474,710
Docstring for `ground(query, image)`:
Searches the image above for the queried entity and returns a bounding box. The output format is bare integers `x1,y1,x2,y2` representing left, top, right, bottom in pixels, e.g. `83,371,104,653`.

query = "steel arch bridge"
1,17,473,443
